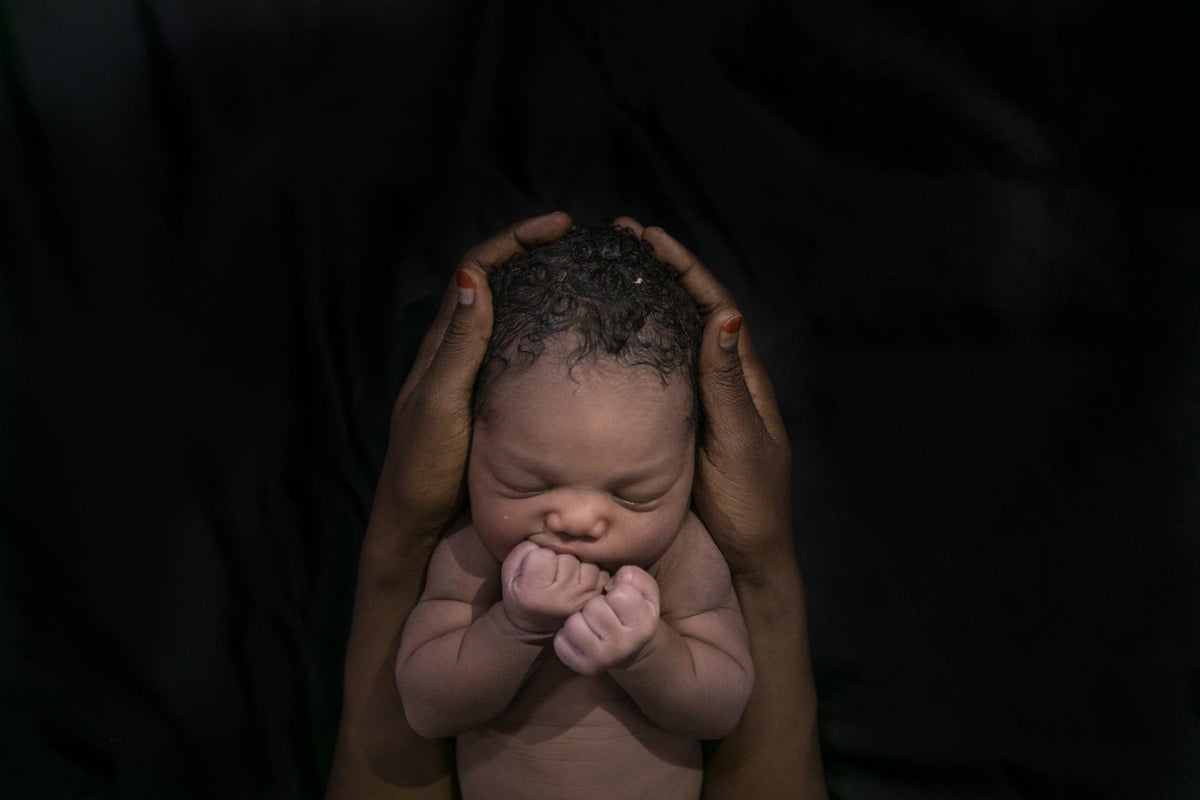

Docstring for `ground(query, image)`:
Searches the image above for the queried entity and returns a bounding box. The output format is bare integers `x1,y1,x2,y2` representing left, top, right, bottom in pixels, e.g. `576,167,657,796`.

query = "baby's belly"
456,658,702,800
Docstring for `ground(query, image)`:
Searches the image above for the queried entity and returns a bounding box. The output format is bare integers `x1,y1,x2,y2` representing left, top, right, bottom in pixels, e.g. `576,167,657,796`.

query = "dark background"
2,1,1198,798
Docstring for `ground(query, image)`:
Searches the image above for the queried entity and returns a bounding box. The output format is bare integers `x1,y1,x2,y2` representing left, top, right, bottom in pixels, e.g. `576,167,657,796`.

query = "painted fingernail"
719,315,743,350
456,270,475,306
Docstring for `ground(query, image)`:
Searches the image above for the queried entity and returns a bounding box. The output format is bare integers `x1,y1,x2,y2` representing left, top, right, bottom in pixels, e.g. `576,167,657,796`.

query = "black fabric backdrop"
2,2,1198,798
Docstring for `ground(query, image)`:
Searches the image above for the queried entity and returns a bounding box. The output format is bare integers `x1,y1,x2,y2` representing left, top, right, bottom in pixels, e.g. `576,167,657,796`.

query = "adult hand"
327,211,573,800
612,217,828,799
612,218,793,581
385,212,574,544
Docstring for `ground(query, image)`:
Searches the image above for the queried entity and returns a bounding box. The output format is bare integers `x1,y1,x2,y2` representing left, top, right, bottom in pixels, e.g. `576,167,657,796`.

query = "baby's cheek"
620,513,677,564
471,499,523,560
506,497,536,525
490,498,542,540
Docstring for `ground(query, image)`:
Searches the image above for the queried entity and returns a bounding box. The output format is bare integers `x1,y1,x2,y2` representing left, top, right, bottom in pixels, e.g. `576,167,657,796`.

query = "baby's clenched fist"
554,565,661,677
501,541,609,636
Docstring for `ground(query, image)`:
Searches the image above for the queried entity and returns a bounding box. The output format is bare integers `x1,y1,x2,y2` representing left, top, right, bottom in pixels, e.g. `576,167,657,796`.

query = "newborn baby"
396,225,753,799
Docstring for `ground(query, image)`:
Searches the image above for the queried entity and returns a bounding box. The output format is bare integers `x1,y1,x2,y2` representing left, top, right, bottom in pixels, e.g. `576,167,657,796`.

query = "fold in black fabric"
2,2,1198,798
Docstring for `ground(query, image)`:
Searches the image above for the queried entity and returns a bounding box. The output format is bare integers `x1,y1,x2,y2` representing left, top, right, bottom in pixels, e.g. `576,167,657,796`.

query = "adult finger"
611,215,645,235
725,317,783,430
644,225,786,441
459,210,573,276
698,312,787,447
384,266,495,531
399,211,572,405
411,264,495,406
641,225,735,318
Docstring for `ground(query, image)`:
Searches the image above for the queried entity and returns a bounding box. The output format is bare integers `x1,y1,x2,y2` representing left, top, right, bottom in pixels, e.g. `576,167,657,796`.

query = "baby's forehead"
488,352,684,393
474,356,696,479
478,354,694,431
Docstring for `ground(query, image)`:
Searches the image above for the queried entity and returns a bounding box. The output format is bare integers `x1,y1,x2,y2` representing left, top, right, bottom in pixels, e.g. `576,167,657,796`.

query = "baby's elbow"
398,682,459,739
704,667,755,740
396,660,453,739
404,703,457,740
404,697,484,739
693,710,743,741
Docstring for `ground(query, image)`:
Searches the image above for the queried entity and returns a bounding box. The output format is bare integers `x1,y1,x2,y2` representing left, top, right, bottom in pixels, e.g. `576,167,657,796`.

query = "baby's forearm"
609,615,753,740
397,601,548,738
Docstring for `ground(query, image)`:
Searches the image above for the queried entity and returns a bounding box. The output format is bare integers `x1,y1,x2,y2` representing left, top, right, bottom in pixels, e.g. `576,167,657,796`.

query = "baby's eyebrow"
486,445,672,487
484,446,554,478
608,464,666,486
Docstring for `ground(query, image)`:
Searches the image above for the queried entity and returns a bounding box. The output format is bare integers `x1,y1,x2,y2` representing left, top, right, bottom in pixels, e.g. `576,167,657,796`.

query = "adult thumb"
415,265,495,414
698,313,759,446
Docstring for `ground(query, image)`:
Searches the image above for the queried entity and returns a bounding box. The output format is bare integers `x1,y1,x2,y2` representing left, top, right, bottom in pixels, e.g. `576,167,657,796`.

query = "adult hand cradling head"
327,212,827,799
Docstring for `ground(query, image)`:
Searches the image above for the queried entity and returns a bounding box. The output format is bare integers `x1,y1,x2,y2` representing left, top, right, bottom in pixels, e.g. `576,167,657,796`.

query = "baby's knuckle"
586,597,604,614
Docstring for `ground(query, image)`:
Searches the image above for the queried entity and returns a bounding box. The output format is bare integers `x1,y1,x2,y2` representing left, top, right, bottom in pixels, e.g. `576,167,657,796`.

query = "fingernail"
456,270,475,306
719,315,743,350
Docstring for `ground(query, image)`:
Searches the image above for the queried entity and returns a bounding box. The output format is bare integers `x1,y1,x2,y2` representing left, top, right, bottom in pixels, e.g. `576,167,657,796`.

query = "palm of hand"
693,426,793,580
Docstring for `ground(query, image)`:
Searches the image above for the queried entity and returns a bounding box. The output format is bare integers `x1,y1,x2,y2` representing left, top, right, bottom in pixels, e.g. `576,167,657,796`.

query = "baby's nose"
545,495,608,539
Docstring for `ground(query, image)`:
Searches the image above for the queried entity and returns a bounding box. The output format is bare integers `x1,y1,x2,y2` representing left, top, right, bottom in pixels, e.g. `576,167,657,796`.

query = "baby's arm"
554,516,754,740
397,526,607,738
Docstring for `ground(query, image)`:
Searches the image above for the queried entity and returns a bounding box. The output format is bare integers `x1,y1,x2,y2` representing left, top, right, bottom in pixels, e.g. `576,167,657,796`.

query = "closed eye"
613,493,661,511
498,480,547,498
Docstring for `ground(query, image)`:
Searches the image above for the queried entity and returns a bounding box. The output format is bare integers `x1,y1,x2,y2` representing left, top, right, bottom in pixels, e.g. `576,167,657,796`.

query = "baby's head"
467,225,702,570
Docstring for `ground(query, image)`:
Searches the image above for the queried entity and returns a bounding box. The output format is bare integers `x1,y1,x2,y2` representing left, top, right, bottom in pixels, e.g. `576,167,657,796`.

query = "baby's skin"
396,355,753,799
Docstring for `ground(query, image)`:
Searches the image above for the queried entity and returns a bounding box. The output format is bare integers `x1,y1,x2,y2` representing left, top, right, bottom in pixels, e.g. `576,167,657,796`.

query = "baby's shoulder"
420,518,500,601
653,513,737,616
659,512,726,572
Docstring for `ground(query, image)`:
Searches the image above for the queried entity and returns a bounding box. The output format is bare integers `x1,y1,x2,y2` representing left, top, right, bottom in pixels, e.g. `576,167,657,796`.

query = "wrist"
729,533,800,591
356,524,439,596
731,555,806,631
492,603,559,645
378,455,462,539
609,618,666,676
359,461,454,580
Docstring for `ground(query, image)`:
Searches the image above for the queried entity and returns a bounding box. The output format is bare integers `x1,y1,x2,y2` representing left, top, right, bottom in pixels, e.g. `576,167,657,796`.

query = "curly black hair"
474,224,702,421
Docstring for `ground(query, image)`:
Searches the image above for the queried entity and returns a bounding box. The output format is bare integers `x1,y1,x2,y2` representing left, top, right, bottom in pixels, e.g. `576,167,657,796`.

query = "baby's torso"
456,655,701,800
453,512,739,799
